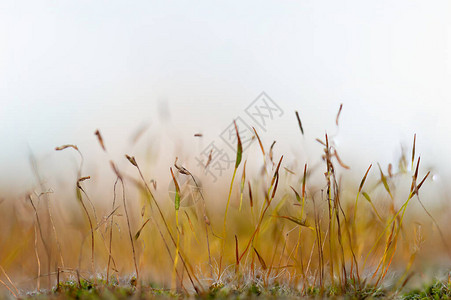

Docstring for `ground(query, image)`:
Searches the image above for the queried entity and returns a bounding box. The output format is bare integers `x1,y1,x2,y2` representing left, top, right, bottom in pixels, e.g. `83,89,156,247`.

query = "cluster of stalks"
0,105,446,298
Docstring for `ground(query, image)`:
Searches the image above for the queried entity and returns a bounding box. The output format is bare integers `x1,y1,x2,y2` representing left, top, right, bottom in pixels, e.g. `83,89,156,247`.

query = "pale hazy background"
1,0,450,196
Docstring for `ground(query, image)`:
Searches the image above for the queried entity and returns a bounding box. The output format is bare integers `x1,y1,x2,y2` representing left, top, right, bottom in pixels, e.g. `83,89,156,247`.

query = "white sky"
1,0,451,193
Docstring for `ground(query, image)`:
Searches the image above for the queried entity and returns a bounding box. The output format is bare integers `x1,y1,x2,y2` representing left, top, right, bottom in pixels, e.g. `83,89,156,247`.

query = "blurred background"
1,0,450,197
2,2,451,292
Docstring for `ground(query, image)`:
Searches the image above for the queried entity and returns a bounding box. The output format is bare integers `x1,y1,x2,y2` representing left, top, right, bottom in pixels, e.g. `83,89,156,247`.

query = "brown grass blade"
411,134,416,170
253,247,267,270
336,103,343,126
302,164,307,190
150,179,157,190
55,144,79,151
134,218,150,240
248,181,253,208
94,129,106,152
377,163,393,198
205,149,213,169
284,167,295,175
316,138,326,146
76,176,91,189
272,173,280,199
234,120,243,168
409,170,431,199
235,235,240,270
359,164,372,193
416,171,430,192
410,157,421,195
295,111,304,135
174,157,191,175
269,141,276,166
252,127,266,156
272,156,284,185
333,149,350,169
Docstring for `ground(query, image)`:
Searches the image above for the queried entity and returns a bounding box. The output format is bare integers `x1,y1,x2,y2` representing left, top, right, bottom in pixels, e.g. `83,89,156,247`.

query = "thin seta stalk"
362,140,430,279
291,163,308,281
93,130,139,281
238,156,283,266
170,167,181,290
125,154,201,294
106,178,119,284
110,162,140,282
76,176,95,274
218,120,243,280
55,144,95,273
173,158,214,279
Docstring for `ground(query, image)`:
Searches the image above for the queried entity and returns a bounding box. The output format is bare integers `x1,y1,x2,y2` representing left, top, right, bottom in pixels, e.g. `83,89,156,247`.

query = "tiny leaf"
378,163,393,198
234,120,243,168
290,186,301,203
135,219,150,240
253,247,267,270
359,164,372,193
170,168,181,211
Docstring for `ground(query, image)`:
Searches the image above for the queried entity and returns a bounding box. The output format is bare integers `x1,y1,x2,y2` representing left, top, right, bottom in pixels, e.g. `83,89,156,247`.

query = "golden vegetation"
0,106,449,298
